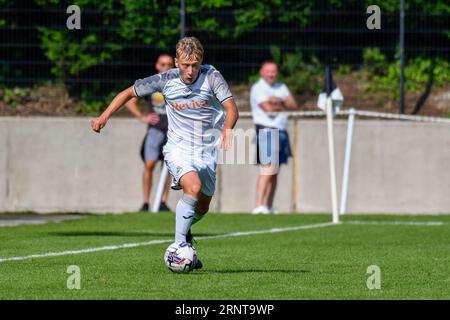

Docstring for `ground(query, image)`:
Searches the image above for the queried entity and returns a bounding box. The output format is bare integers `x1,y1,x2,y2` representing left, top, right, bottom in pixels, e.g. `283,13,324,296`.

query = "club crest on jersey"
171,99,208,111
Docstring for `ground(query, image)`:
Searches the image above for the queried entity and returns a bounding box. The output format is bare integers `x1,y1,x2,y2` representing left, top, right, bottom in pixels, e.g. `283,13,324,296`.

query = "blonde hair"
176,37,204,61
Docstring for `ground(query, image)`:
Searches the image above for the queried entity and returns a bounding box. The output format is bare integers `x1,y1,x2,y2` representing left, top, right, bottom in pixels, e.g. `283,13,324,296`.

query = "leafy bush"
75,91,117,116
249,46,323,95
39,28,119,80
362,48,450,100
0,86,29,108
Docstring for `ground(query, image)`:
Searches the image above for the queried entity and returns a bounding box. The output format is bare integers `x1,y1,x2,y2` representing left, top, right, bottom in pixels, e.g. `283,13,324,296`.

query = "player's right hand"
91,116,107,133
219,128,233,151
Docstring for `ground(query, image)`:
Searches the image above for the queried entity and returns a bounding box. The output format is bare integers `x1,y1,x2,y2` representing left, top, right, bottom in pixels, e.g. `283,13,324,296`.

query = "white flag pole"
326,96,340,224
340,108,355,215
151,165,169,213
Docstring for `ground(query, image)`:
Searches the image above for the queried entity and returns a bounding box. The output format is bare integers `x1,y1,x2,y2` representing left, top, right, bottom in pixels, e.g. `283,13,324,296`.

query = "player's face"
260,63,278,86
176,55,202,84
155,55,174,73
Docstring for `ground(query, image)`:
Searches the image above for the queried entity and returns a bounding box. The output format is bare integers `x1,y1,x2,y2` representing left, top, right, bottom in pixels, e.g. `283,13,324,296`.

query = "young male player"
124,54,174,212
91,37,239,269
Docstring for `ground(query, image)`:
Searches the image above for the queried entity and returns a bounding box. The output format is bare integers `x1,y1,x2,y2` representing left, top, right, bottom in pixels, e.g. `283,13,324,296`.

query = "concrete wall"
296,121,450,213
0,117,449,214
0,121,7,210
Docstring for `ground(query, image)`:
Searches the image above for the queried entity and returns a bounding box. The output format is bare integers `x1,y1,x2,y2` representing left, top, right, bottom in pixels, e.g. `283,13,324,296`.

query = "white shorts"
163,146,217,197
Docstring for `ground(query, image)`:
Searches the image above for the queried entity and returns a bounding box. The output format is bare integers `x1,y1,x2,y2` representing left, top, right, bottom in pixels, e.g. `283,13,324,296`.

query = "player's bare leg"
179,171,212,215
159,165,173,211
262,164,279,211
196,192,212,213
141,159,158,211
254,164,278,213
255,174,270,207
266,174,278,210
180,171,202,198
161,172,172,203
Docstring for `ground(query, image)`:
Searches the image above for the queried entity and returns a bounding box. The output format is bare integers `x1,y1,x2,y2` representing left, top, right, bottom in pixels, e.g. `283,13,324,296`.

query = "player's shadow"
48,231,218,237
195,269,310,274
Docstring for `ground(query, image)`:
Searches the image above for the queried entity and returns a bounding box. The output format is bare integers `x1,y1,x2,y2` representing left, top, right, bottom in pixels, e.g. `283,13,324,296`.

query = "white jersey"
250,78,291,130
134,65,232,156
134,65,232,196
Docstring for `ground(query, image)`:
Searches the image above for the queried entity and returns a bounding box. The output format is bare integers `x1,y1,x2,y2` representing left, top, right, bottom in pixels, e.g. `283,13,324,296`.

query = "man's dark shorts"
256,124,292,165
140,127,167,162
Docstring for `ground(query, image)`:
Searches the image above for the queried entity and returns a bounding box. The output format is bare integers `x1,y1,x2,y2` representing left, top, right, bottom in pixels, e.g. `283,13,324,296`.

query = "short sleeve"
278,83,291,98
209,69,233,103
252,83,270,105
134,74,164,98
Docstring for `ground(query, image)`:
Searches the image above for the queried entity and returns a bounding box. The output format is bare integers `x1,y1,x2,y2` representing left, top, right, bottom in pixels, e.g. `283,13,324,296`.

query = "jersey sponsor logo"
171,98,208,111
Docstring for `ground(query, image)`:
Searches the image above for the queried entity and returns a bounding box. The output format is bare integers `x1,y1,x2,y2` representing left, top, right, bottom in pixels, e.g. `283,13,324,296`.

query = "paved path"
0,214,82,227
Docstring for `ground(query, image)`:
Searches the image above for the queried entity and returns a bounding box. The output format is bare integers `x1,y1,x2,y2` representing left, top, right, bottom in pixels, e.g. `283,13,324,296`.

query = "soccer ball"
164,241,198,273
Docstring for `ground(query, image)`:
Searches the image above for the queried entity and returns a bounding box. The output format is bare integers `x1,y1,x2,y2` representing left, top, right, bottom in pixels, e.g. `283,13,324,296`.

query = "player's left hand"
219,128,232,150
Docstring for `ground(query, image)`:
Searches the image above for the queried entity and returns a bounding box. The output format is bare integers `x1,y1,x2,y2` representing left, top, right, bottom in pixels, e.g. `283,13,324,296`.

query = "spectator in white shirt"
250,60,299,214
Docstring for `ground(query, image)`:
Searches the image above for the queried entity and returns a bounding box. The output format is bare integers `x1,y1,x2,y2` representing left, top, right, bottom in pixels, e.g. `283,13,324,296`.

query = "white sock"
175,194,198,242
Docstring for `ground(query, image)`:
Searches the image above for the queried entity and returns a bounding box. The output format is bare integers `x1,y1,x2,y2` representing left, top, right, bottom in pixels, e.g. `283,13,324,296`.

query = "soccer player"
250,60,298,214
124,54,174,212
91,37,239,269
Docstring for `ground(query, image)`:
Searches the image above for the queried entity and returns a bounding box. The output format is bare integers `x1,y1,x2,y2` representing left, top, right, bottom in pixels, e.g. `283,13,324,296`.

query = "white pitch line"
0,221,336,263
196,221,338,240
0,220,446,263
344,220,446,226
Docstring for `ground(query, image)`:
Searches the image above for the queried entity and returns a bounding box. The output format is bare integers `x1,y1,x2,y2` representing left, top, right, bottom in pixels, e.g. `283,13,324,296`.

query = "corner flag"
318,66,341,224
317,66,344,113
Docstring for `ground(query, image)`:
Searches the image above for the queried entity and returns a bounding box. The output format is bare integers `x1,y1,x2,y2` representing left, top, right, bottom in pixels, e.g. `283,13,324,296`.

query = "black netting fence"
1,1,449,114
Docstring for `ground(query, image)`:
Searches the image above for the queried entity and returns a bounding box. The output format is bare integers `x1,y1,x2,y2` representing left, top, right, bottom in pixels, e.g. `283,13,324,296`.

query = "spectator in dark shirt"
124,54,175,212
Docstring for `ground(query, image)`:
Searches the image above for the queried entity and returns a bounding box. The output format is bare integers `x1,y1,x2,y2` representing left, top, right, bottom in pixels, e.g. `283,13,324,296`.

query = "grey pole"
399,0,405,114
180,0,186,38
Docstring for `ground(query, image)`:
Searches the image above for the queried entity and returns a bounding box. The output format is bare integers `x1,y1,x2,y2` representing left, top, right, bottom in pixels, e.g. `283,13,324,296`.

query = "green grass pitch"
0,212,449,299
